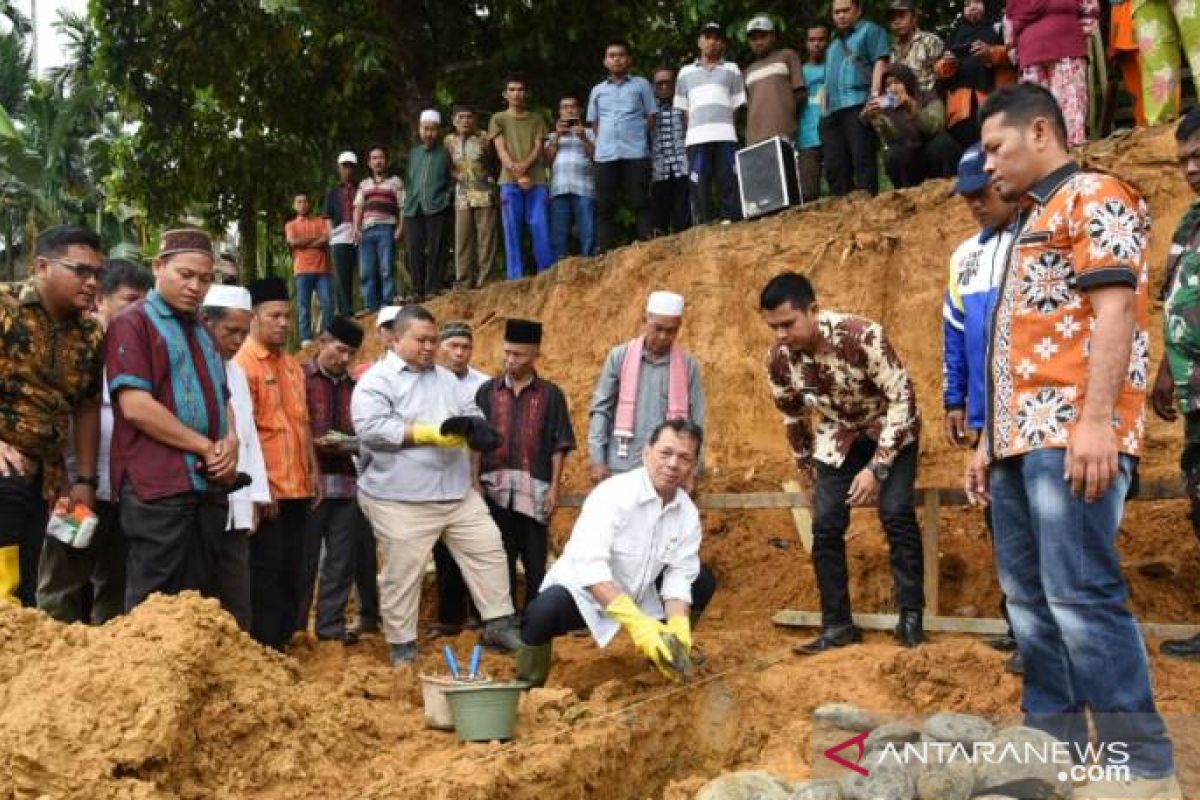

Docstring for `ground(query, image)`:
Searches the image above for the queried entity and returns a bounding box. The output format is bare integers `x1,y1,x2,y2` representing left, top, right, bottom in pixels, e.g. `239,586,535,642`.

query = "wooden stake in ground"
782,479,813,554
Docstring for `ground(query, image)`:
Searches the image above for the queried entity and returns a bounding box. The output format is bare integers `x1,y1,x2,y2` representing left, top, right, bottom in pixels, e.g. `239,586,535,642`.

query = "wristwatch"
73,475,99,489
868,462,890,484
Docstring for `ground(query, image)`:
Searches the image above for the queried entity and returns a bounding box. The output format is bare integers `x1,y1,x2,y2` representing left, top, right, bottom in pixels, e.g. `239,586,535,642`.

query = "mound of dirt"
0,593,403,799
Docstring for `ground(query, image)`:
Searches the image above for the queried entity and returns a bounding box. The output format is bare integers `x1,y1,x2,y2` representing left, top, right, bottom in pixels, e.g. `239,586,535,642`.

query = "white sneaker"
1074,774,1182,799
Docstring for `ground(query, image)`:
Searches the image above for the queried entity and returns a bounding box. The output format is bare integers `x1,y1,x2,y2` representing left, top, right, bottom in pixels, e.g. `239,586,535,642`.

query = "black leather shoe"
985,634,1018,652
895,609,924,648
1005,651,1024,674
1162,633,1200,660
794,624,862,655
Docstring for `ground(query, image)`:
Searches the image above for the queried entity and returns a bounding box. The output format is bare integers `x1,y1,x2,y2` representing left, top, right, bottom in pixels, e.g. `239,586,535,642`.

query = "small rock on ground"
841,751,915,800
973,726,1073,799
696,770,795,800
813,702,878,733
790,779,843,800
921,712,995,746
915,763,974,800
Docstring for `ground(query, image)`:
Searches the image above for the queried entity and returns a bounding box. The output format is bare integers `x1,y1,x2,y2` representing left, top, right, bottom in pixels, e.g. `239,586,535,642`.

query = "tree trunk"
238,202,258,284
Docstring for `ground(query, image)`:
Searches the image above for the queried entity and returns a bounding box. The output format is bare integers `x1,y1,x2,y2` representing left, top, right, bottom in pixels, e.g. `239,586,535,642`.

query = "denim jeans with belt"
357,223,395,311
550,193,596,261
295,272,332,341
991,448,1175,778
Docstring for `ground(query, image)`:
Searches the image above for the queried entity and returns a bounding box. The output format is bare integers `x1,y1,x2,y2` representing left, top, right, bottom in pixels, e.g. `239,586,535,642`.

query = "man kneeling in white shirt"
517,418,716,687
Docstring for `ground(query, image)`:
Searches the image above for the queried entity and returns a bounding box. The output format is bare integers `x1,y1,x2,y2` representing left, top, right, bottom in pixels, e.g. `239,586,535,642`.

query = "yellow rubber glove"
411,423,467,449
605,594,676,679
665,615,692,651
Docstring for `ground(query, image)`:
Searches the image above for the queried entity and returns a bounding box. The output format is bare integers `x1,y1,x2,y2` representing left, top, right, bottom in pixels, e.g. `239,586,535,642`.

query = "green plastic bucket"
443,681,525,742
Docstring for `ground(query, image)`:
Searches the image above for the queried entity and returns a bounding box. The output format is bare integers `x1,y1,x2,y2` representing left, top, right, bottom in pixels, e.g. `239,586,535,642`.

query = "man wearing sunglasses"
0,224,107,606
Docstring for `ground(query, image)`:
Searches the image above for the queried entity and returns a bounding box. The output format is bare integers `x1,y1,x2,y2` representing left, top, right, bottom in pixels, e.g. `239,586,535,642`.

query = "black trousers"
488,501,547,612
405,210,450,301
297,497,373,639
521,562,717,647
687,142,742,224
433,539,476,625
329,243,358,317
0,474,48,606
812,438,924,628
0,474,49,606
884,131,964,191
651,177,691,236
215,527,252,631
251,498,309,650
820,106,880,197
595,158,653,251
120,485,228,612
37,499,127,623
354,514,380,628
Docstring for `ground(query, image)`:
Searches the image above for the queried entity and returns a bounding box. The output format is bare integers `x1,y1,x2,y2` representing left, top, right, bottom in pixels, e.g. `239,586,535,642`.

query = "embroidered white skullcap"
202,285,252,312
419,109,442,126
646,290,685,316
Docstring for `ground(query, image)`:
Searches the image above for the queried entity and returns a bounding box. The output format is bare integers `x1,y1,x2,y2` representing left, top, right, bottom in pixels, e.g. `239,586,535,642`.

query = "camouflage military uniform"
1163,201,1200,499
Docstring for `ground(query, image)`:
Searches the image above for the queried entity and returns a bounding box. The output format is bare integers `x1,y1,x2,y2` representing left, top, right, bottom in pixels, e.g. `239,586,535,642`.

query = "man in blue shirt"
588,39,657,253
821,0,890,196
797,26,829,202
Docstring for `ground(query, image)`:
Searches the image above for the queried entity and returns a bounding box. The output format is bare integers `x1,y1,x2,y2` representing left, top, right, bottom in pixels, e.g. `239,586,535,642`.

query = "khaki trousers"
454,206,499,287
358,490,513,645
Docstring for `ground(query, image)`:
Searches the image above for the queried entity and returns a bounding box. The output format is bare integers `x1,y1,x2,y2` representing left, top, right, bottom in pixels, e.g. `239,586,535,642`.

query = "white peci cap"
202,285,253,312
377,305,401,328
419,109,442,126
646,290,685,317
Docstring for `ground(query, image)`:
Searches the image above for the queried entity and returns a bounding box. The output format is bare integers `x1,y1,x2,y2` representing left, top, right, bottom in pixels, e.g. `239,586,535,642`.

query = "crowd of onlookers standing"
278,0,1200,345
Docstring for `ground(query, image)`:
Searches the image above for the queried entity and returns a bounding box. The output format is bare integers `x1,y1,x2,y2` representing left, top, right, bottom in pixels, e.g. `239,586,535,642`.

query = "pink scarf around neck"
614,336,689,439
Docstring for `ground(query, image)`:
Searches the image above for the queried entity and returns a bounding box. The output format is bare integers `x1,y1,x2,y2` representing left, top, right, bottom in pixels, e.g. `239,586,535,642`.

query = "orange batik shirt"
234,338,313,499
988,163,1151,460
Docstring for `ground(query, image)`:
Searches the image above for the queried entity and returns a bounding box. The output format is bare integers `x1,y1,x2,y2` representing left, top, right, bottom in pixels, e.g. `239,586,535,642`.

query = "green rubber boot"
515,643,552,689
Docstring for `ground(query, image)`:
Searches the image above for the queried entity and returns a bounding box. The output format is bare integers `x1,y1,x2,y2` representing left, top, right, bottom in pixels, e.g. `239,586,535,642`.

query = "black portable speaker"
736,136,802,219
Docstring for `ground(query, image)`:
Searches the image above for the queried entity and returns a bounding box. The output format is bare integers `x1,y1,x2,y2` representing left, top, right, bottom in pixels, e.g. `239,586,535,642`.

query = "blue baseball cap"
951,143,989,196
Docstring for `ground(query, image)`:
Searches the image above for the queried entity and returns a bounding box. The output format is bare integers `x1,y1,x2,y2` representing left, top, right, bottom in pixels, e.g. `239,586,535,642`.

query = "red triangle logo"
823,730,870,776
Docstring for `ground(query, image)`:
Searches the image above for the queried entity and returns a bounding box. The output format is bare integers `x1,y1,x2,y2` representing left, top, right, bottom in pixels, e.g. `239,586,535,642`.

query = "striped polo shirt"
673,59,746,146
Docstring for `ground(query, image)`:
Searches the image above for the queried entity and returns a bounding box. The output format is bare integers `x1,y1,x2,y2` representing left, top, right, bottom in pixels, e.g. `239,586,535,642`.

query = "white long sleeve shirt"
227,361,271,530
351,352,482,502
542,467,702,647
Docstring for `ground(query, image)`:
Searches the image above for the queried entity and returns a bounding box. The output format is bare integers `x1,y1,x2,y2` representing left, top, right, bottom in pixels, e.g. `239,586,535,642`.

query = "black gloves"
441,416,503,452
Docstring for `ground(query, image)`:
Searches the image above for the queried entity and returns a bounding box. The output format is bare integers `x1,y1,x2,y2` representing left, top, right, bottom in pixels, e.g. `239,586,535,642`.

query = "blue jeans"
550,193,596,261
499,183,554,280
358,224,395,311
295,272,332,341
991,449,1174,778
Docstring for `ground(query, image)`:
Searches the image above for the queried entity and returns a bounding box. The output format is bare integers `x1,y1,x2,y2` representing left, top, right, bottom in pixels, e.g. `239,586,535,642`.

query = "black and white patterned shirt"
651,98,688,182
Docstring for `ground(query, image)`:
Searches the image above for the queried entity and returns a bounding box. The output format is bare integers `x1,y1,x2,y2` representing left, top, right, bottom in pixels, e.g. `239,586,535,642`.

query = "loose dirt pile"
4,126,1200,800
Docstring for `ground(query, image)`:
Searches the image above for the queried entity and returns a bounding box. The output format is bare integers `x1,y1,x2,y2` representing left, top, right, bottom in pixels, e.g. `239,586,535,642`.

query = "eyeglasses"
45,257,105,281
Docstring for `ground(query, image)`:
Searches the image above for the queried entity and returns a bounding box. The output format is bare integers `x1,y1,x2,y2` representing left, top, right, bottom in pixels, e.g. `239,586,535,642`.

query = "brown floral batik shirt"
0,280,104,497
766,310,921,474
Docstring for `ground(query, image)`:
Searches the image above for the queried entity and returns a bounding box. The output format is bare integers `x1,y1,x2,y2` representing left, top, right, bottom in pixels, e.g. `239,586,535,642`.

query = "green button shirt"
403,142,452,216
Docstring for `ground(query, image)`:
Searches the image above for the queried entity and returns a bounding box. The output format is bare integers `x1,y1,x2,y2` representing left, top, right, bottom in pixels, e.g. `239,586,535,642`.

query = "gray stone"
921,712,996,746
813,702,878,733
696,770,795,800
841,751,916,800
915,763,974,800
973,726,1073,799
789,780,843,800
865,722,922,754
